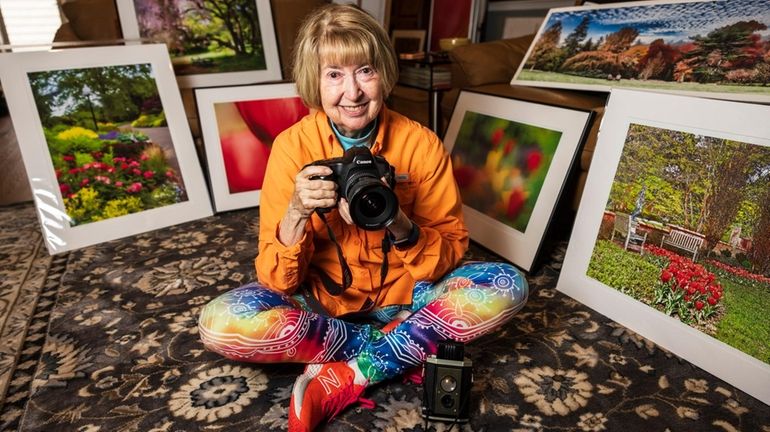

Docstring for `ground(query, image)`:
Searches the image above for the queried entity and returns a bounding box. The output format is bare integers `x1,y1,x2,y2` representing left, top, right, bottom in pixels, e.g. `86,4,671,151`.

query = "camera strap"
315,211,390,315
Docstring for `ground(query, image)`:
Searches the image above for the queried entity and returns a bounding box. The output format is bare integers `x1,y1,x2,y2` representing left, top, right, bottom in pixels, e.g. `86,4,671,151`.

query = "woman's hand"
279,165,337,246
287,165,338,218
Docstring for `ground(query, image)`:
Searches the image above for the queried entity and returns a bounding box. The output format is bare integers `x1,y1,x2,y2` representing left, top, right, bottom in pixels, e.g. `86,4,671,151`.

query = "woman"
198,4,528,431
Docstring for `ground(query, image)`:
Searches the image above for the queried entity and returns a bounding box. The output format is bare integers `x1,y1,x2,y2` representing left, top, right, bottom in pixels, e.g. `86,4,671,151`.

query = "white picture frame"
195,82,308,212
116,0,282,88
0,44,213,254
511,0,770,104
443,90,593,272
558,88,770,405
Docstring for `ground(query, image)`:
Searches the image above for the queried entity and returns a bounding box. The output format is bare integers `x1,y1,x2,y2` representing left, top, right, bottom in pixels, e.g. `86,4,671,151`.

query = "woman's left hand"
338,198,354,225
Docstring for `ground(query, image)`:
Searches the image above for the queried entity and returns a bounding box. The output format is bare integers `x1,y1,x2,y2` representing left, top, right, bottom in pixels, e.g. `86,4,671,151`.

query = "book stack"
398,64,451,89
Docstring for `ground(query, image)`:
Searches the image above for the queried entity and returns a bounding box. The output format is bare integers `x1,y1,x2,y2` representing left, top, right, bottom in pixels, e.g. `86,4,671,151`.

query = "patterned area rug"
1,203,769,431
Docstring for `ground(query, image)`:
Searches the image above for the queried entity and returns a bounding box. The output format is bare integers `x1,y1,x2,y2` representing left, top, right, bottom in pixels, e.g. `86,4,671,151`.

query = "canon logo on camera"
355,160,372,165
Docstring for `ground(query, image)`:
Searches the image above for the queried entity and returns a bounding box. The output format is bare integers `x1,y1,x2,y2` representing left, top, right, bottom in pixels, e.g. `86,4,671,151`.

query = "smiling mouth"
340,102,368,115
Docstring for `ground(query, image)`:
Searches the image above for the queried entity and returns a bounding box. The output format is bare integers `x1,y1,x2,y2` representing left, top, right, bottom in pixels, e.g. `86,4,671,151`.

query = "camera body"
422,341,473,423
307,146,398,230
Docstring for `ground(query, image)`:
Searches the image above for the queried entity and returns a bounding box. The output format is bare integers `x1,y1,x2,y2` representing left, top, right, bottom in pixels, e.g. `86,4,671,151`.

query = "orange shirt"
256,107,468,317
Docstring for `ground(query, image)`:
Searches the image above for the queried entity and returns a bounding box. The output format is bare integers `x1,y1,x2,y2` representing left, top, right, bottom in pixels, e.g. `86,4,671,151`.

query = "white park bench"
660,227,705,260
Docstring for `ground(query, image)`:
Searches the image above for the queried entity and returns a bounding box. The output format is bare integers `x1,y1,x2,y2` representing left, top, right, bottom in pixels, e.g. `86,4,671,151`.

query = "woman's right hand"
287,165,338,220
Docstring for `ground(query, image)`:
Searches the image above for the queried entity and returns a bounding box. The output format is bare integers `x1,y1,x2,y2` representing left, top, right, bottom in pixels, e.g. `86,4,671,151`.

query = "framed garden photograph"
511,0,770,104
116,0,282,88
443,90,593,272
196,82,308,212
0,44,212,254
558,88,770,405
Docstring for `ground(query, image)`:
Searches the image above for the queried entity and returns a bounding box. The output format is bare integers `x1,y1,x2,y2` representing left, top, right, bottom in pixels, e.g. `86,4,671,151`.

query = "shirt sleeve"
393,130,469,281
255,131,315,294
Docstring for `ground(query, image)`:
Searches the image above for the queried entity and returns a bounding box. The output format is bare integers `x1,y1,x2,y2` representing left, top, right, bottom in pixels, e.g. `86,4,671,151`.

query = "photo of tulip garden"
587,123,770,364
29,64,188,226
451,111,561,233
133,0,268,76
214,96,307,193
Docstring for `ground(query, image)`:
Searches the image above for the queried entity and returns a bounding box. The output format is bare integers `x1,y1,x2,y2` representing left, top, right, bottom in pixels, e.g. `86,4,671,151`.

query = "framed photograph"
0,44,213,254
196,82,308,212
391,29,427,55
443,91,593,272
511,0,770,104
558,88,770,405
116,0,282,88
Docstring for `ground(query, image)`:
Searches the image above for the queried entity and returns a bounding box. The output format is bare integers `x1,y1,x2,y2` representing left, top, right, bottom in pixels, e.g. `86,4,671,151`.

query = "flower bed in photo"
50,125,186,225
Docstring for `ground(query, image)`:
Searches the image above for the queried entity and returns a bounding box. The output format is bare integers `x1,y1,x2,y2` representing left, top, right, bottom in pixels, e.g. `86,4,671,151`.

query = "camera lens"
359,191,386,218
440,394,455,409
440,375,457,393
345,173,398,230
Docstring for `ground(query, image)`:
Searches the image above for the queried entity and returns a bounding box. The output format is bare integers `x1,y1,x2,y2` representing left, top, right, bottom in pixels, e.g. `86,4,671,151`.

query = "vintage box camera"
422,341,473,423
307,146,398,230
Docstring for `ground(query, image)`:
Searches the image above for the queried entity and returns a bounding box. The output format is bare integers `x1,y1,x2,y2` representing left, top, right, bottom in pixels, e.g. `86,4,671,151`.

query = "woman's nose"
343,75,361,99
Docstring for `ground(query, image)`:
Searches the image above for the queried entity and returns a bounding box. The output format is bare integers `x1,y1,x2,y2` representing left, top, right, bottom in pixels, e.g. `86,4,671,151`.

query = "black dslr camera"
307,146,398,230
422,341,473,423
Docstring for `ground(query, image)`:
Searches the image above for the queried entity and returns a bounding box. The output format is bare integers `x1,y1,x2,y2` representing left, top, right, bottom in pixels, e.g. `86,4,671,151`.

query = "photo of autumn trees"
517,0,770,99
132,0,268,75
588,123,770,364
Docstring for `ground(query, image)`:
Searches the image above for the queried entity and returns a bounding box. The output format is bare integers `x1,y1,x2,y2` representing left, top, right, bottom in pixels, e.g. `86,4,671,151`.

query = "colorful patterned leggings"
198,261,528,383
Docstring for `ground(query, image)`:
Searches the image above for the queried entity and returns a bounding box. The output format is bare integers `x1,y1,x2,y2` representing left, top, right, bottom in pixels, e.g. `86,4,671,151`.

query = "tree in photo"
563,16,590,60
185,0,263,57
685,20,768,83
526,21,564,71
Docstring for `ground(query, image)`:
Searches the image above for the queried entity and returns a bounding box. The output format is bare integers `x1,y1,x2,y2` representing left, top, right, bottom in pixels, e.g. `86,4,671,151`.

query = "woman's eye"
359,67,374,75
328,71,341,79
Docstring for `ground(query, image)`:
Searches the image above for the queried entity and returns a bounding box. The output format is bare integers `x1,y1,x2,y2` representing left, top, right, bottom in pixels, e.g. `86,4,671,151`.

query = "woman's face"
319,61,383,137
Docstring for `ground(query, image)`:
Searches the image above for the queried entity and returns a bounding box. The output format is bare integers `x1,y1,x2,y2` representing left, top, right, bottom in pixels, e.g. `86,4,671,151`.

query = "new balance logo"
318,368,342,395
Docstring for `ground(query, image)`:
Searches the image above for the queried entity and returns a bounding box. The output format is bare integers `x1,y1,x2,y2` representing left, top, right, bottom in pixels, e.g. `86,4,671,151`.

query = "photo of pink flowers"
29,64,189,226
452,111,561,233
587,122,770,366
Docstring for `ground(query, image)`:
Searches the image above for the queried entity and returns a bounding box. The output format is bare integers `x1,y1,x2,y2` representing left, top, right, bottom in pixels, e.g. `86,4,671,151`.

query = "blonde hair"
292,3,398,109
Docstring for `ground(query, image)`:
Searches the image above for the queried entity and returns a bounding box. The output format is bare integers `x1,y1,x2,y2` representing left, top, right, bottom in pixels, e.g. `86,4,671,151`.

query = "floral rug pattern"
0,204,769,431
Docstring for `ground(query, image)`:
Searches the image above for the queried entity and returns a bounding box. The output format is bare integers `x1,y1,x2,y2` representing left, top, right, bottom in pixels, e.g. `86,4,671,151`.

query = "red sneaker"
288,362,368,431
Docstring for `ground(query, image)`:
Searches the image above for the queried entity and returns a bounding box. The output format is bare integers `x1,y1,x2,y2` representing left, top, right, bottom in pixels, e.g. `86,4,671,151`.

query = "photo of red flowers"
558,89,770,405
587,122,770,365
196,83,308,212
452,111,561,232
444,91,592,271
0,44,212,254
29,64,188,226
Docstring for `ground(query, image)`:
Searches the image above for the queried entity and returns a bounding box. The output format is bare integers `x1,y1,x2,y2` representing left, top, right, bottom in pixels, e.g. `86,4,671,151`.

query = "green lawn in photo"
171,48,267,75
517,70,770,96
588,239,770,365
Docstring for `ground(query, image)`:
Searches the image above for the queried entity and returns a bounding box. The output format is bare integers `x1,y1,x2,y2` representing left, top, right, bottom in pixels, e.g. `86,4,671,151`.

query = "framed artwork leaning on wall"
195,82,308,212
558,88,770,405
443,90,593,272
116,0,282,88
512,0,770,104
0,44,213,254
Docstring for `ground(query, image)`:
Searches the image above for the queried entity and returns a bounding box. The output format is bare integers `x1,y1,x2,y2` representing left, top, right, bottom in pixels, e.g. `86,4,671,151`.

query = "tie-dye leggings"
198,261,528,383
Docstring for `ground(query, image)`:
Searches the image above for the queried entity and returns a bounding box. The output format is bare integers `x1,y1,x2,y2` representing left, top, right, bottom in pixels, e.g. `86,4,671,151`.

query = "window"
0,0,62,51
